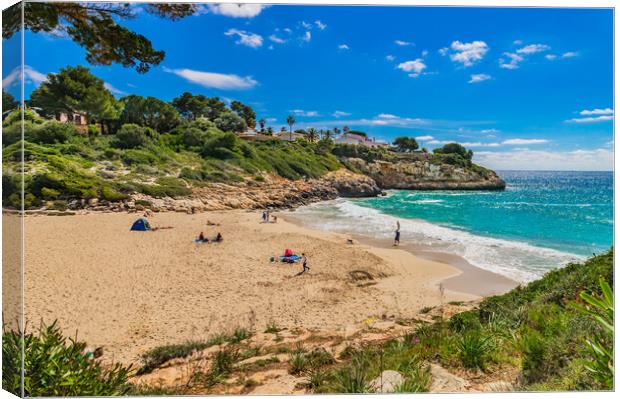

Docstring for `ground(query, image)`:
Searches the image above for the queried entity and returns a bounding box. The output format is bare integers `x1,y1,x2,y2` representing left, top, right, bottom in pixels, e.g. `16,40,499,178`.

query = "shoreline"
283,212,519,298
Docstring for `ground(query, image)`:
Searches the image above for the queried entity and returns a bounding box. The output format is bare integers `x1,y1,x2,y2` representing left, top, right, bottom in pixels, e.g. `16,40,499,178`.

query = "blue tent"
130,218,151,231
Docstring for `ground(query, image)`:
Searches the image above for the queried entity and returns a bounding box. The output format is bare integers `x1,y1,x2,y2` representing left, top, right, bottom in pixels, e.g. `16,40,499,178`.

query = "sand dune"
23,210,474,364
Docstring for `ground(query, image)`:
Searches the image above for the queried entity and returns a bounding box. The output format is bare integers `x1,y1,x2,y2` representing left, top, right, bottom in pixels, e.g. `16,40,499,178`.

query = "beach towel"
280,255,302,263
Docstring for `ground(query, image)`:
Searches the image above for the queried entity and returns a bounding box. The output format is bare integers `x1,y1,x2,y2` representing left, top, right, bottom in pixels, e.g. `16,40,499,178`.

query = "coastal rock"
429,363,471,392
322,169,383,197
481,381,515,392
345,157,506,190
368,370,404,393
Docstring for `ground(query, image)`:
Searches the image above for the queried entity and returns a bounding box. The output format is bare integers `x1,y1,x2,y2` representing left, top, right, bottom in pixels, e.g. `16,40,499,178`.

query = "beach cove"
20,209,504,365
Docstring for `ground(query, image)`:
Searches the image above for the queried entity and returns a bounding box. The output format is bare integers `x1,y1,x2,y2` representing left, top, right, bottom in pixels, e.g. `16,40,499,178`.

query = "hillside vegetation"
315,249,614,392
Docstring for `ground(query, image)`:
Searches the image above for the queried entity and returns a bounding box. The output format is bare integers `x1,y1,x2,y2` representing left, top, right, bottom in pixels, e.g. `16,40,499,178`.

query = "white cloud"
415,135,434,141
208,4,267,18
448,40,489,67
377,113,398,119
290,109,319,117
395,40,413,46
481,128,499,134
338,44,350,50
301,21,312,29
567,115,614,123
104,82,127,96
513,39,523,45
386,54,395,61
562,51,578,58
502,138,549,145
516,43,550,54
302,31,311,42
224,29,263,48
332,111,351,118
438,47,449,56
474,148,613,171
269,34,286,44
315,20,327,30
397,59,426,77
499,52,524,69
545,54,557,60
163,67,257,90
468,73,491,83
580,108,613,116
460,142,500,147
421,50,429,57
2,65,47,89
283,28,292,34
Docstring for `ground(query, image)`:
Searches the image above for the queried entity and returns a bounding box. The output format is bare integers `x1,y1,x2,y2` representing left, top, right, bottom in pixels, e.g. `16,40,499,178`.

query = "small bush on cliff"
2,322,131,396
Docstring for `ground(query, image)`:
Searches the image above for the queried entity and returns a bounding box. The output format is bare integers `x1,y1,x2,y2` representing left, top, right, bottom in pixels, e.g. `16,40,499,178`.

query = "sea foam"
293,199,583,283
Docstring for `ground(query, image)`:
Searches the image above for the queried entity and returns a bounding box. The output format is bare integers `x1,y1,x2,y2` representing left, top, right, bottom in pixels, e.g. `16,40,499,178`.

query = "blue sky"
2,3,614,170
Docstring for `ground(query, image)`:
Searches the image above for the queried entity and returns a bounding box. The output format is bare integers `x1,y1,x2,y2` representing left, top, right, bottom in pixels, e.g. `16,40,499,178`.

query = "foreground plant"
2,321,131,396
572,277,614,389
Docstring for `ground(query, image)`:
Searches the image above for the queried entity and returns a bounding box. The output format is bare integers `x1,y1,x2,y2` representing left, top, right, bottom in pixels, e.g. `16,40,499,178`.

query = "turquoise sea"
293,171,613,282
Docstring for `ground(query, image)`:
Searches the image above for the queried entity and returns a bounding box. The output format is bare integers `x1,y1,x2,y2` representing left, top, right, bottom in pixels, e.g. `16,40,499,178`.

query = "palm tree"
258,118,266,133
266,126,274,135
286,115,295,141
343,125,350,134
307,128,318,143
324,129,333,140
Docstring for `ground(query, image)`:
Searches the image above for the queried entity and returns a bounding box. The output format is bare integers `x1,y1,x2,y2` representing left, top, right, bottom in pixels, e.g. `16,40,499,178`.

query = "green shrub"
571,277,614,389
32,121,77,144
230,328,251,344
138,340,213,374
2,322,131,396
333,357,369,393
113,124,157,149
457,331,494,370
289,347,308,375
449,310,480,332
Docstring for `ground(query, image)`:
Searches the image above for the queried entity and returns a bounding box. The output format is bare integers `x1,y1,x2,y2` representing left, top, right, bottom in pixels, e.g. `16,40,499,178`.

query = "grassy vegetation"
137,328,252,374
2,116,342,209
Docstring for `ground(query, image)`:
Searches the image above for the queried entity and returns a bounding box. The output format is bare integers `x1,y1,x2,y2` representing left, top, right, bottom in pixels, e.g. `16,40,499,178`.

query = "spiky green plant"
571,277,614,388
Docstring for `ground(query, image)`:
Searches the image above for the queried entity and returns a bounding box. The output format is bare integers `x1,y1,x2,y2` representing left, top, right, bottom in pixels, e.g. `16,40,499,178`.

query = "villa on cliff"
335,132,389,148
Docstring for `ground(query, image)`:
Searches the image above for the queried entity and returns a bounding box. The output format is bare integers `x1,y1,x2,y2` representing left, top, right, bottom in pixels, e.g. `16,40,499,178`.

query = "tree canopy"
433,142,473,160
29,65,122,124
2,2,196,73
2,91,18,114
393,136,419,152
120,95,180,133
171,92,227,121
230,100,256,129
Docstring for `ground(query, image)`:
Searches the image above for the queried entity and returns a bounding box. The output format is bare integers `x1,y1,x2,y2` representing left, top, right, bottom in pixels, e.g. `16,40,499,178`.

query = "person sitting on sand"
393,221,401,246
198,232,209,243
272,215,278,223
214,232,223,243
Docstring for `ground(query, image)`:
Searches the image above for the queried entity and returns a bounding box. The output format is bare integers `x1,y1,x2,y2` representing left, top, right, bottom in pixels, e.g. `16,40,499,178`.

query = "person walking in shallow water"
394,221,401,246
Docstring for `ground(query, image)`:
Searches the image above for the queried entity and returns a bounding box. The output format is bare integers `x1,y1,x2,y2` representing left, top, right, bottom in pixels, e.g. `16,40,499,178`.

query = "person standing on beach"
301,253,310,274
394,221,401,246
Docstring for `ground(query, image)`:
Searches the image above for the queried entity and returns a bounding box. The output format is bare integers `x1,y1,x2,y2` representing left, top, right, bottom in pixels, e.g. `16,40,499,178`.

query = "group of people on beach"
261,210,277,224
196,231,223,244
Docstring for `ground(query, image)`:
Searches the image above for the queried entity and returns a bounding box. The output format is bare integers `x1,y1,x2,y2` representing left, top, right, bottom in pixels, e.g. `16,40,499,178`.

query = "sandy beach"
23,210,488,365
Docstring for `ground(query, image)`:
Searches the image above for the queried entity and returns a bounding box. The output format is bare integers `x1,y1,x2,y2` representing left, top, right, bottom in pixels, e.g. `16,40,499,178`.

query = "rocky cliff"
345,158,506,190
